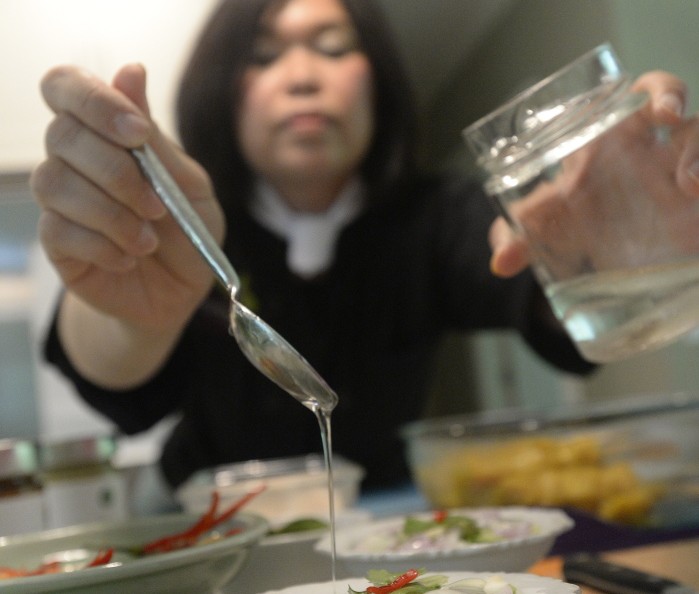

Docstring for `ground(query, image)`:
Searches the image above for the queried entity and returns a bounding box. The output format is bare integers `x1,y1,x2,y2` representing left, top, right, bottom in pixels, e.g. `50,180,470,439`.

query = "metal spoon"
131,144,338,413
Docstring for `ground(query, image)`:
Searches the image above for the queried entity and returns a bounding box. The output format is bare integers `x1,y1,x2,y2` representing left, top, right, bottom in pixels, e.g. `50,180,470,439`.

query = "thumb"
112,63,151,118
488,217,530,277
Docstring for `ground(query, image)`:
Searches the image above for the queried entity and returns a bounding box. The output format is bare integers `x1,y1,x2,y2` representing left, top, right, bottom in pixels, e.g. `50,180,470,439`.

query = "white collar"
250,178,364,278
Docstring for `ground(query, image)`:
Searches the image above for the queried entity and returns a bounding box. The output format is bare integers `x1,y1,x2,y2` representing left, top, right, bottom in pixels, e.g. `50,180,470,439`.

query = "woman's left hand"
488,70,699,278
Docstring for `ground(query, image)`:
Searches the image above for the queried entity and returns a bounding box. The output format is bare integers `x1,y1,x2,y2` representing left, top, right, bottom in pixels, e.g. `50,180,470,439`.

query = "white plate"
0,512,268,594
260,571,581,594
315,507,573,575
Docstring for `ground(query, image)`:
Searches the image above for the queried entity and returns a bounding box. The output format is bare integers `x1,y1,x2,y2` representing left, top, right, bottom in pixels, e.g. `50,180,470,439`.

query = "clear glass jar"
0,439,44,536
39,435,128,528
463,43,699,363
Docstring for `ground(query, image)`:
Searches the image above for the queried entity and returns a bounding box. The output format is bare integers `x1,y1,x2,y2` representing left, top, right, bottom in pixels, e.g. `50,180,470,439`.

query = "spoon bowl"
131,145,338,413
230,299,338,412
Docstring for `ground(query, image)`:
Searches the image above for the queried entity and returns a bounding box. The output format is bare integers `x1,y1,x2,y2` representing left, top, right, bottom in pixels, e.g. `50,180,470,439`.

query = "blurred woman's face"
237,0,375,210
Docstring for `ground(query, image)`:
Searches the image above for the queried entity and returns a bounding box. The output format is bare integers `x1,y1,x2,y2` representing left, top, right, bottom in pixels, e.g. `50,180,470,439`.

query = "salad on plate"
350,569,559,594
352,509,537,554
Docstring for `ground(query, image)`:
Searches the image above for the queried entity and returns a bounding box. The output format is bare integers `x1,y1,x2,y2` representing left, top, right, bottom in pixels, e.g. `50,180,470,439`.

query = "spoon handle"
131,144,240,293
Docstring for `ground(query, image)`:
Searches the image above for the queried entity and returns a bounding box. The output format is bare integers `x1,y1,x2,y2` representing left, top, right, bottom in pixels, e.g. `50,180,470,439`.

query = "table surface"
530,537,699,592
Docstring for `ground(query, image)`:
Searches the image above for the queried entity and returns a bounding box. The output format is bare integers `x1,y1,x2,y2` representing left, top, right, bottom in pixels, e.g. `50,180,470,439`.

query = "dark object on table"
551,508,699,556
563,552,698,594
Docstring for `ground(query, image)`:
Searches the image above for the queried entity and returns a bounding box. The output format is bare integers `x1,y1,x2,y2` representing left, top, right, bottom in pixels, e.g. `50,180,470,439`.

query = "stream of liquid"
314,406,338,590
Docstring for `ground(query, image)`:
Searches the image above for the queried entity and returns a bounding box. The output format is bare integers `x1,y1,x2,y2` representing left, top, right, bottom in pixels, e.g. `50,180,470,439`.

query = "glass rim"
400,391,699,441
462,41,622,138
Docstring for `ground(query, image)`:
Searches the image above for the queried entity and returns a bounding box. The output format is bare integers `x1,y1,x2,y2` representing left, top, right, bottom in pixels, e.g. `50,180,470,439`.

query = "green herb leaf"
356,569,446,594
443,515,480,541
366,568,400,585
403,517,436,537
268,518,328,535
402,513,486,543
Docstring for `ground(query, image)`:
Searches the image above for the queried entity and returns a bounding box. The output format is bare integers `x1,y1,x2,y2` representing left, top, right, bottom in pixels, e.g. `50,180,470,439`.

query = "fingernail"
114,112,150,143
137,221,159,253
659,93,684,118
489,254,504,277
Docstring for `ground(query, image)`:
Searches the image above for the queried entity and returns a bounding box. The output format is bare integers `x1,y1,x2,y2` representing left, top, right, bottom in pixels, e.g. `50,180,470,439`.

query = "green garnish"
348,569,448,593
403,513,489,543
349,570,520,594
267,517,328,535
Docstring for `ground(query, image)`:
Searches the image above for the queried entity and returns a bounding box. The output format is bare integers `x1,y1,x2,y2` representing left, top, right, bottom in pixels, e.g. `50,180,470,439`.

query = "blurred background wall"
2,0,699,447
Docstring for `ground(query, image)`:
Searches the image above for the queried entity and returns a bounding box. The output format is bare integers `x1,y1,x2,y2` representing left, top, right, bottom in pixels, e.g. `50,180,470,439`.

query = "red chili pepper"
0,561,62,578
141,485,266,555
142,490,221,554
184,490,221,536
366,568,420,594
27,562,62,576
433,509,448,523
0,548,113,580
86,549,114,567
205,485,266,527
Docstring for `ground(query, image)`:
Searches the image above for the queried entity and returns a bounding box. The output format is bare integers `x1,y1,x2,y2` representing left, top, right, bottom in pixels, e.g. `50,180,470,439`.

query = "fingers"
112,64,151,118
39,65,166,219
40,110,164,220
31,157,159,259
38,209,139,275
633,71,699,197
631,70,688,125
488,217,530,277
34,63,222,290
34,64,171,274
675,121,699,196
41,64,151,148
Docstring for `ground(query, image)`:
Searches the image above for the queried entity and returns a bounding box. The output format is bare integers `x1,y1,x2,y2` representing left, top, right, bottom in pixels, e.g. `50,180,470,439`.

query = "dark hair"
176,0,417,214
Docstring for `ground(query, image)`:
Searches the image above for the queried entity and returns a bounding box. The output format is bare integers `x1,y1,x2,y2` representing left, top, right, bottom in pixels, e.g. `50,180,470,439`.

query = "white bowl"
0,512,268,594
233,508,372,593
259,571,581,594
234,529,329,593
176,454,364,526
314,506,573,576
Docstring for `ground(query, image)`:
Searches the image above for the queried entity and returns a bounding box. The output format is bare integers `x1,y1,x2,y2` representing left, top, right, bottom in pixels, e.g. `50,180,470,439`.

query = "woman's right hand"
31,64,225,334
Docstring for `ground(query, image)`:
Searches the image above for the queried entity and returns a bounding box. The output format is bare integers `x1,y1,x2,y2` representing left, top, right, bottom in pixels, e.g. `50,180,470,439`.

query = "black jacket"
44,175,593,491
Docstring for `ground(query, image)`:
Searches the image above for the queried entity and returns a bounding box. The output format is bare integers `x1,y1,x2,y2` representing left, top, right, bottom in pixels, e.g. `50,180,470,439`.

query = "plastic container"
176,454,365,526
0,439,44,536
401,392,699,527
39,435,128,529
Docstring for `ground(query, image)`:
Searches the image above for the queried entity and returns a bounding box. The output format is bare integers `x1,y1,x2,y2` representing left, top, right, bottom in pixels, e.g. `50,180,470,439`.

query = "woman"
31,0,698,497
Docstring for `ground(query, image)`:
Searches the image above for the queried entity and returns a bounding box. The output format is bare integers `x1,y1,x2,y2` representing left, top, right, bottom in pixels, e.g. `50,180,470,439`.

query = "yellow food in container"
413,434,665,525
